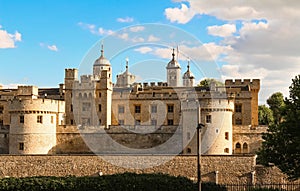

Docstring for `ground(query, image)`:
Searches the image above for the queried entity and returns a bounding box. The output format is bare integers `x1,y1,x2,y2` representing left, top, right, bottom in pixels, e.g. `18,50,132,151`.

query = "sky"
0,0,300,104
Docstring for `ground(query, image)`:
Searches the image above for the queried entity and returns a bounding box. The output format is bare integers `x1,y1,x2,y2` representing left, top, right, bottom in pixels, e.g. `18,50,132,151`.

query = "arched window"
235,142,241,154
243,142,248,153
236,142,241,149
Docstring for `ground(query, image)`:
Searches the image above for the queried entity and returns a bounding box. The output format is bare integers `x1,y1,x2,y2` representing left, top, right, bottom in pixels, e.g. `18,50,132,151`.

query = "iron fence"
224,183,300,191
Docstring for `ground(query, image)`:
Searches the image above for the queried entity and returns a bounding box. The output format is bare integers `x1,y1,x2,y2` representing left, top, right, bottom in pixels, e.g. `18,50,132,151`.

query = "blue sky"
1,0,300,104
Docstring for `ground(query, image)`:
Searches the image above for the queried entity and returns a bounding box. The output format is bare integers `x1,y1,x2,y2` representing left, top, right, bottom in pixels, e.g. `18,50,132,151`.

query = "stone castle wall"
0,155,294,185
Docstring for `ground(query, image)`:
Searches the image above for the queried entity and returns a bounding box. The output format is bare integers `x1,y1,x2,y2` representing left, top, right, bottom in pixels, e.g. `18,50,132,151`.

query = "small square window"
118,106,125,113
19,143,24,150
135,120,141,125
206,115,212,123
151,105,157,113
37,115,43,124
235,118,242,125
20,115,24,123
167,105,174,113
151,119,157,126
119,120,124,125
135,105,141,113
235,104,242,113
225,132,229,140
224,148,229,153
168,119,174,125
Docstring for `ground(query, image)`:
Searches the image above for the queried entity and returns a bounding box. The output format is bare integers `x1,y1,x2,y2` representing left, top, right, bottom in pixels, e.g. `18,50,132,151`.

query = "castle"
0,46,267,155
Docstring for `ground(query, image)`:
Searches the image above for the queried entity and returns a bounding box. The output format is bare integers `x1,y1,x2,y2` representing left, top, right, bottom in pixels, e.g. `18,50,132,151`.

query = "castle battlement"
225,79,260,89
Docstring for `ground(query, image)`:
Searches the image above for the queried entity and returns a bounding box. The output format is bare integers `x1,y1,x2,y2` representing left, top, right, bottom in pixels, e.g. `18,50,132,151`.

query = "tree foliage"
198,78,224,88
267,92,285,124
258,105,274,125
258,75,300,180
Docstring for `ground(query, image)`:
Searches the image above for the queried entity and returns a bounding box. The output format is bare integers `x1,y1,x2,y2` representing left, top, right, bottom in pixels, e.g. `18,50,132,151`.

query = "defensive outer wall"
0,155,295,185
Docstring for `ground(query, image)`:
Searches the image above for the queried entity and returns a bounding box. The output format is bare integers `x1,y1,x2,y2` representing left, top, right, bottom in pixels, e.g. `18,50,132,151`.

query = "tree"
258,105,274,125
258,75,300,180
198,78,223,87
267,92,285,124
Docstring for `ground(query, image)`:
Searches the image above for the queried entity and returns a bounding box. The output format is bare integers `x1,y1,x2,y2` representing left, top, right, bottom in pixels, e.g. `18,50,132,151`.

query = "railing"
224,183,300,191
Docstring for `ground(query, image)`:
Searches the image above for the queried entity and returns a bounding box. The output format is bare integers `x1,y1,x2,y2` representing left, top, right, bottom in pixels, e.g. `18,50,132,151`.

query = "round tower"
9,96,60,154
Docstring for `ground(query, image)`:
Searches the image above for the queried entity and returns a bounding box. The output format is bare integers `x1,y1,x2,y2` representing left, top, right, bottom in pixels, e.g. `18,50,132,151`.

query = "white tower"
182,59,195,87
115,58,136,87
166,49,181,87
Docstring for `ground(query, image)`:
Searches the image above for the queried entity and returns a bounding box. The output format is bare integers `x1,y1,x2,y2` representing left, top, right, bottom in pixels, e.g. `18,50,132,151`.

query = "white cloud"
0,25,2,29
165,3,196,24
207,24,236,37
117,17,134,23
118,33,129,41
78,22,114,36
129,26,145,32
134,47,153,54
165,0,300,103
131,37,144,43
0,30,22,48
147,35,160,42
47,45,58,52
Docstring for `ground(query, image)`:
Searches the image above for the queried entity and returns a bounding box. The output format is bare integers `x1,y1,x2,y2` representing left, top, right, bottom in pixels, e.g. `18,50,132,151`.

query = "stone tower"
166,49,181,87
182,59,195,87
64,68,78,125
9,86,64,154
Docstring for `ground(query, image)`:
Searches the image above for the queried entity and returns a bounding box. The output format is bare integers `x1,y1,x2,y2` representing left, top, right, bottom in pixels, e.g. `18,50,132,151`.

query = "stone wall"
0,154,294,185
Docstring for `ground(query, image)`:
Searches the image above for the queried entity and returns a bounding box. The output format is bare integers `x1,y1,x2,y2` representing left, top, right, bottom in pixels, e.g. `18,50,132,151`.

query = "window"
151,105,157,113
0,120,3,125
135,105,141,113
225,132,229,140
118,105,124,113
82,102,91,112
98,104,102,112
168,119,174,125
167,105,174,113
19,143,24,151
235,104,242,113
71,104,73,112
135,120,141,125
37,115,43,124
151,119,157,126
119,120,124,125
70,119,74,125
0,105,3,114
51,116,54,124
224,148,229,153
206,115,212,123
99,93,101,97
236,142,241,149
20,115,24,123
243,143,248,150
235,118,242,125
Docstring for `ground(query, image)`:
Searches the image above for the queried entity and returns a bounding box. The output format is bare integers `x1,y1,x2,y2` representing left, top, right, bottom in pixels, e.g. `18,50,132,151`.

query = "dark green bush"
0,173,227,191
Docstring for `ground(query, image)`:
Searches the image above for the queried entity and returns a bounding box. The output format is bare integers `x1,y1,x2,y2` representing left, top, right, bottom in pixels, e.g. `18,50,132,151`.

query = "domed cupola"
93,44,111,76
182,59,195,87
166,48,181,87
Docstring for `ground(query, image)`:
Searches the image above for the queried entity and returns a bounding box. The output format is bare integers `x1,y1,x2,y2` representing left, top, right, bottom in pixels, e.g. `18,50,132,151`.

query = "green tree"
198,78,223,87
258,75,300,180
258,105,274,125
267,92,285,124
